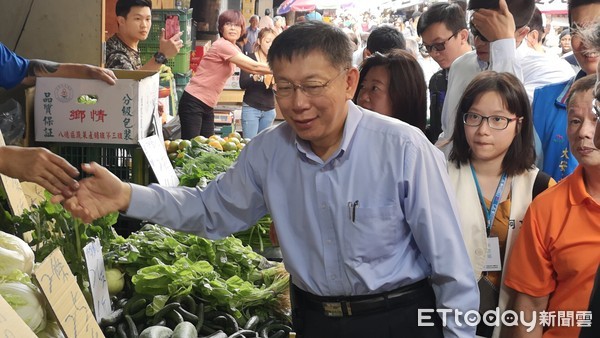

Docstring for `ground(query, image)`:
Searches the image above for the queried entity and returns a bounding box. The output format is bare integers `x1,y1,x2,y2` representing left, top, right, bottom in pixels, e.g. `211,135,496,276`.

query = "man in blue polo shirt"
532,0,600,181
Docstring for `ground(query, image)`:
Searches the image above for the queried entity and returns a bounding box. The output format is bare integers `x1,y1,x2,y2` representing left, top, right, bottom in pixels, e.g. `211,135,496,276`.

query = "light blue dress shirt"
126,101,478,337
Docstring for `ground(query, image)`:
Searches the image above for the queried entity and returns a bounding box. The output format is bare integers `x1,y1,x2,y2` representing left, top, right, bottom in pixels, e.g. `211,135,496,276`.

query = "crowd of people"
1,0,600,337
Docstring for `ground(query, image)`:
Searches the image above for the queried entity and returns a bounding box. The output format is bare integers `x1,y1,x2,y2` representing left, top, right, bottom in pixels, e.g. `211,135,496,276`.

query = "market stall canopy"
277,0,317,14
536,0,568,15
317,0,356,10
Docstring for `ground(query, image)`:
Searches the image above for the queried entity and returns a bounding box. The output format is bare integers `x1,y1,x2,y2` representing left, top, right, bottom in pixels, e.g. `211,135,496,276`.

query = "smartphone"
165,15,180,40
468,0,499,10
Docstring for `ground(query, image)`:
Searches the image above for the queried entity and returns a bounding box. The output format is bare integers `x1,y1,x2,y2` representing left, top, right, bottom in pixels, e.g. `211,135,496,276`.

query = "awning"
536,1,568,15
317,0,356,10
277,0,317,15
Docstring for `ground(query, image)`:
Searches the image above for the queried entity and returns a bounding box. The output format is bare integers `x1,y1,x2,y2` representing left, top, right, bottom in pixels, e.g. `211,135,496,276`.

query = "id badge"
483,237,502,271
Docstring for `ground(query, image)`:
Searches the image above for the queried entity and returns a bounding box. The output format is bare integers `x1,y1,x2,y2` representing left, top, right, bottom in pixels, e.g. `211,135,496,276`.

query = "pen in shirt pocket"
348,200,359,222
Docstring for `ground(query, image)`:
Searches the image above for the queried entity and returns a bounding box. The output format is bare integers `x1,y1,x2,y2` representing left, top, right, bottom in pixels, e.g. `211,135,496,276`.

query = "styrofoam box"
35,70,159,144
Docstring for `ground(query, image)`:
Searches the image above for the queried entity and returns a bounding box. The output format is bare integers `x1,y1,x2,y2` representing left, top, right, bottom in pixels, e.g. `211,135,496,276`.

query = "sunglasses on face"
470,25,489,42
420,32,459,53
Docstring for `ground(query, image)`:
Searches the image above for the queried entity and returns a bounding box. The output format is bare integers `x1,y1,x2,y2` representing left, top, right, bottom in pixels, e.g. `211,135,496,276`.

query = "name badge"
484,237,502,271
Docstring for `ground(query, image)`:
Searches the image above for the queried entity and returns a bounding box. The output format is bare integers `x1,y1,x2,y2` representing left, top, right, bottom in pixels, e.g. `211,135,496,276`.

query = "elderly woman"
178,10,271,138
273,15,285,35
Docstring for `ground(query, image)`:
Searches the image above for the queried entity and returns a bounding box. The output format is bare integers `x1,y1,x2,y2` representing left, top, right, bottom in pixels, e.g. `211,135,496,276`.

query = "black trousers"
178,91,215,139
291,282,444,338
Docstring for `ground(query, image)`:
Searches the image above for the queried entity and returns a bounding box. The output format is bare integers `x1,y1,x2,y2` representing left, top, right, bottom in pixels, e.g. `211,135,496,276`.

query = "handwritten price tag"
33,248,104,338
139,134,179,187
0,295,37,337
84,238,112,322
0,130,30,216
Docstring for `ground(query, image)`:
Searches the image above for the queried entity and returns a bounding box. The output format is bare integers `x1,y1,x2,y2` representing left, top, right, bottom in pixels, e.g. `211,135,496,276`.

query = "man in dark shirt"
417,2,472,143
106,0,183,71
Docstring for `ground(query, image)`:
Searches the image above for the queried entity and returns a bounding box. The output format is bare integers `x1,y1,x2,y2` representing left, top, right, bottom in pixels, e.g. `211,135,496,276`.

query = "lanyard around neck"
470,163,508,236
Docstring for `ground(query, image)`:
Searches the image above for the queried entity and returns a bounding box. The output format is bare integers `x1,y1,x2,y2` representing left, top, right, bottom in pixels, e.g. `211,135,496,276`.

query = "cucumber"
209,312,239,334
116,322,128,338
175,305,199,323
195,302,205,332
103,325,117,338
165,308,184,329
268,330,286,338
139,325,174,338
260,324,292,338
202,330,228,338
227,329,259,337
100,308,124,328
125,314,139,338
243,316,260,331
172,321,198,338
124,297,147,315
152,302,181,325
180,295,197,313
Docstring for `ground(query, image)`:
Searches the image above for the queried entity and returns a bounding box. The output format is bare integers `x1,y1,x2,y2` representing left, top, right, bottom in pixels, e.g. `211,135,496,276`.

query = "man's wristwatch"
153,52,167,64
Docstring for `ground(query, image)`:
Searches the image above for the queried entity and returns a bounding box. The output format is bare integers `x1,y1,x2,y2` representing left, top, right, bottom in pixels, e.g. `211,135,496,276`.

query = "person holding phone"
178,10,271,139
106,0,183,71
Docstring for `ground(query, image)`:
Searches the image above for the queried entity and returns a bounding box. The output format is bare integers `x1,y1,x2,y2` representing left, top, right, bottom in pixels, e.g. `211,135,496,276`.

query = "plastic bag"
162,114,181,140
0,99,25,145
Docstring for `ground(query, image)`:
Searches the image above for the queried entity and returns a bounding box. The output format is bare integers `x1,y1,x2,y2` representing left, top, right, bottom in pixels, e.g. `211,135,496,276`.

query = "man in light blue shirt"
57,21,478,338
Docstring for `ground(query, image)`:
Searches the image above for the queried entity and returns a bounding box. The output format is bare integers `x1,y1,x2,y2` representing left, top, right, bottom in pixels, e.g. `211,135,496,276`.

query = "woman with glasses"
178,10,272,139
353,49,427,133
447,71,555,338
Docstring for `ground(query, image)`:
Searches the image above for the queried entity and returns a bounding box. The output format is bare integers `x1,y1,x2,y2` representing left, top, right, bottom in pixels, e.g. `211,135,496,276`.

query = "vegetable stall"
0,133,292,338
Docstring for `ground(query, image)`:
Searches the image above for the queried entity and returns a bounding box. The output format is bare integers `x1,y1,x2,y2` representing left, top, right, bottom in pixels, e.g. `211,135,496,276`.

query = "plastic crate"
175,70,193,86
139,8,194,48
45,143,150,185
140,46,191,73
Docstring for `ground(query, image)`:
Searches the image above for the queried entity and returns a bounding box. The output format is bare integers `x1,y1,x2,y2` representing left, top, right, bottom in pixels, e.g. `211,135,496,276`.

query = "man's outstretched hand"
51,162,132,223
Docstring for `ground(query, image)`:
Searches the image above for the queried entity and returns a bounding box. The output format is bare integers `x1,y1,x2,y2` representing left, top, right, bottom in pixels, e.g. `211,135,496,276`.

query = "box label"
35,71,159,144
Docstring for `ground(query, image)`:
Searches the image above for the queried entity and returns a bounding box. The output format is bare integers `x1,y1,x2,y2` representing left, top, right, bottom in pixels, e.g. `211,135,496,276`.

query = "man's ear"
346,67,360,100
515,26,531,44
363,48,372,59
527,30,539,47
458,28,470,45
116,15,126,27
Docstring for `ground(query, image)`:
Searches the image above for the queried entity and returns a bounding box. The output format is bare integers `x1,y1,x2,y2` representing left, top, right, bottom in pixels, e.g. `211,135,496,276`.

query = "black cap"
468,0,499,10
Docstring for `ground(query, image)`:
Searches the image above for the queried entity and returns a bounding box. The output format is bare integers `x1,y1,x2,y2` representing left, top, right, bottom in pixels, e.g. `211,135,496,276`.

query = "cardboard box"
224,66,241,90
34,70,159,144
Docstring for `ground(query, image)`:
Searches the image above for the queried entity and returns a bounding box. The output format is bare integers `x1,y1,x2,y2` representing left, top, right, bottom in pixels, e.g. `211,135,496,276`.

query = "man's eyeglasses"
420,33,458,53
274,68,348,98
463,112,518,130
593,98,600,120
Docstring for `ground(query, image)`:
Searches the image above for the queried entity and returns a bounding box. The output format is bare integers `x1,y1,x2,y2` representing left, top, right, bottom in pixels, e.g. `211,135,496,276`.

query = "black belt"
293,279,430,318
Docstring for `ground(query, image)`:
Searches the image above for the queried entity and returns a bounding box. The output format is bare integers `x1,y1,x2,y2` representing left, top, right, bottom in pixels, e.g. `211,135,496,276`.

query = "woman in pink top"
179,10,272,138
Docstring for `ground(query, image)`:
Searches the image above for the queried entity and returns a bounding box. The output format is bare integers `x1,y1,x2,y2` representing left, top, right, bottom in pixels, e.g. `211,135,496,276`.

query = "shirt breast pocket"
344,205,401,263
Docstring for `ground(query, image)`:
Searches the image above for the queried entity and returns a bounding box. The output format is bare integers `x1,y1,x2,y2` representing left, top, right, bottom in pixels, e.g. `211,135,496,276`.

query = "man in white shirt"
437,0,572,154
